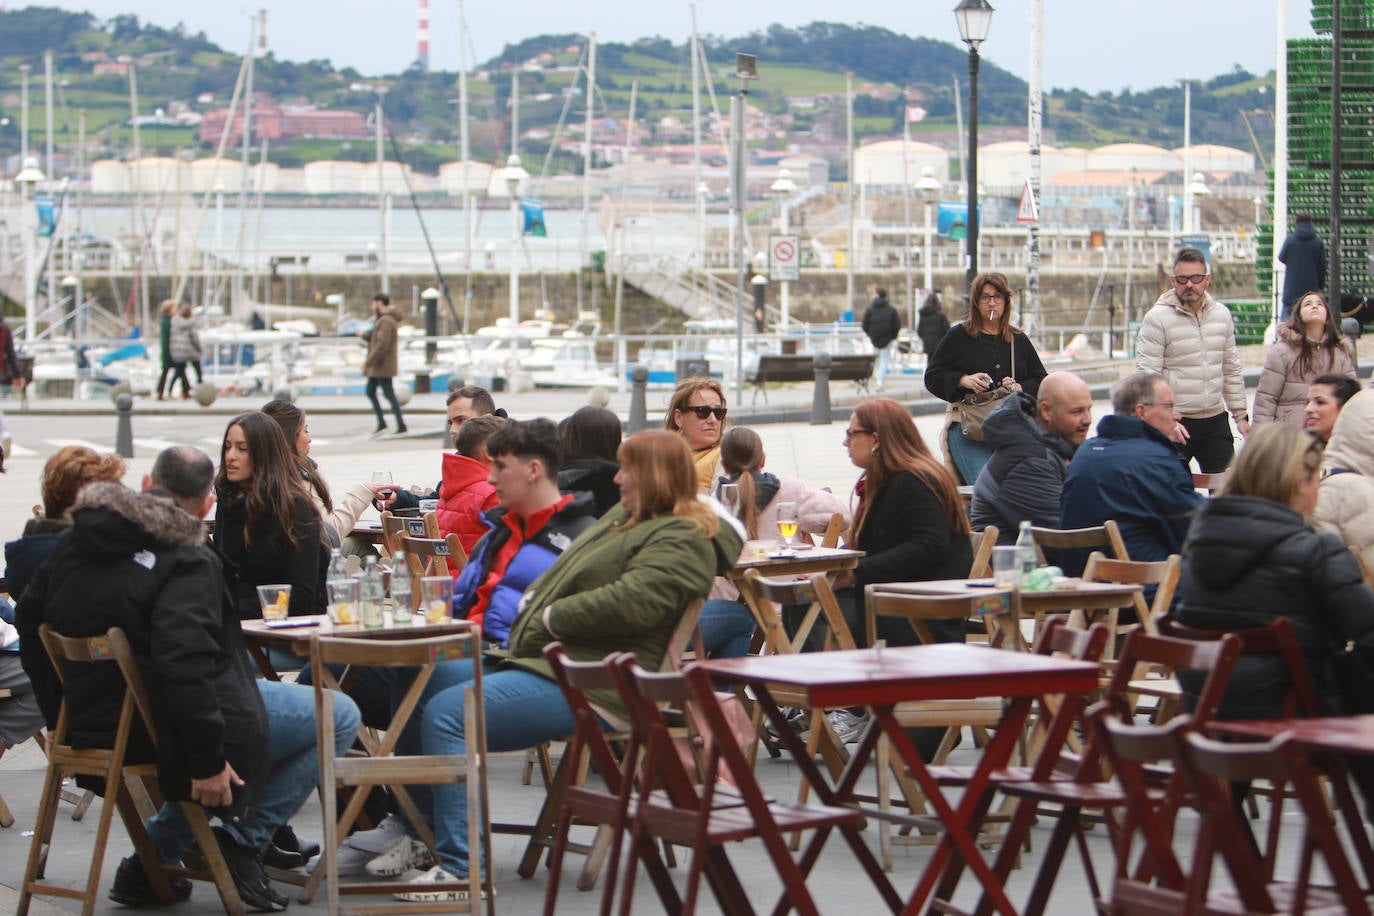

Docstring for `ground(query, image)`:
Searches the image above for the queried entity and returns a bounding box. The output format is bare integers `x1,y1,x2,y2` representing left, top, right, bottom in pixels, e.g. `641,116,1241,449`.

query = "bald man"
970,370,1094,544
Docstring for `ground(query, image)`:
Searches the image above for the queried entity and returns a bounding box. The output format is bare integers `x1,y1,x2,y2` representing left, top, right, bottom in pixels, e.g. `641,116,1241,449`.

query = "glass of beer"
776,501,799,548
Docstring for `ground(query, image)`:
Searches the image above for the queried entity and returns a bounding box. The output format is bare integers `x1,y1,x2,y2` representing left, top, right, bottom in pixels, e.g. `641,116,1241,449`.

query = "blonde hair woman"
1175,423,1374,718
663,377,728,491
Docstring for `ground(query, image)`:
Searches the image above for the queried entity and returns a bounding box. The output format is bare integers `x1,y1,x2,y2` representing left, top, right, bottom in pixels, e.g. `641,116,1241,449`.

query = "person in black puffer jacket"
1172,424,1374,720
556,406,622,518
917,291,951,357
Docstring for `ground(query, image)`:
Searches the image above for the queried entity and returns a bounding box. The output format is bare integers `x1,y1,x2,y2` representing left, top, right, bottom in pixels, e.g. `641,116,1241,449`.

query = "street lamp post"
769,168,796,330
374,85,390,295
1188,171,1210,234
954,0,994,291
503,154,528,355
421,286,440,365
915,166,943,310
15,156,47,341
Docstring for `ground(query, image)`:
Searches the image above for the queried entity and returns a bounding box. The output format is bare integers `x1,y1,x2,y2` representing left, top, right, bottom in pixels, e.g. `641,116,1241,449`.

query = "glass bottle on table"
360,557,385,629
1014,521,1038,584
390,550,413,623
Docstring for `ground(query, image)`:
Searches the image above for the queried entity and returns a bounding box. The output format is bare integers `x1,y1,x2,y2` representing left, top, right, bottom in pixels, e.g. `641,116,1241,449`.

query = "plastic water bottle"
1014,521,1038,584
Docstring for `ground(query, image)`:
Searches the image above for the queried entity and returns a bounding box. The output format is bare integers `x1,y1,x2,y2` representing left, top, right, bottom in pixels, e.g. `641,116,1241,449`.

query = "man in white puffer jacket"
1135,247,1250,472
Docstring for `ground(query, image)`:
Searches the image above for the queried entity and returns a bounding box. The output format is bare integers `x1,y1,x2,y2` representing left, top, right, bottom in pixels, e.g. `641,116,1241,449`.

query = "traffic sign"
1017,179,1039,223
770,234,800,281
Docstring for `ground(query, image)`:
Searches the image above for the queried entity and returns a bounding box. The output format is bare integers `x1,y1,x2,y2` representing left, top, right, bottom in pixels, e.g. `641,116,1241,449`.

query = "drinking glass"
327,578,361,626
991,546,1020,589
372,470,395,501
719,483,741,518
776,501,799,547
257,584,291,620
421,576,453,624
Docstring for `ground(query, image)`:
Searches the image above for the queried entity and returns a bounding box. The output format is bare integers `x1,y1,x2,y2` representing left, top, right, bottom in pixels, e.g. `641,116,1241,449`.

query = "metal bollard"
628,365,650,433
810,352,833,426
115,393,134,458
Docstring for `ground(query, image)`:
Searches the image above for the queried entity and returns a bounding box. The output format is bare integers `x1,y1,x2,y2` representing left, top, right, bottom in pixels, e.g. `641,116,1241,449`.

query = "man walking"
17,446,360,910
861,286,901,391
1278,213,1328,318
1135,247,1249,472
362,293,407,437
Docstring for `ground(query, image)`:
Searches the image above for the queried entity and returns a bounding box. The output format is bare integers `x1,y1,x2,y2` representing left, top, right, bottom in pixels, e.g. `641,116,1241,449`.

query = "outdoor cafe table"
725,545,864,655
1210,715,1374,885
698,643,1101,915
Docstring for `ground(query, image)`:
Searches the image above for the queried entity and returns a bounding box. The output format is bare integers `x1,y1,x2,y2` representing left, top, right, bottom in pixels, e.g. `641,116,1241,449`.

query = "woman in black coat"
212,412,326,624
1172,423,1374,719
923,272,1047,486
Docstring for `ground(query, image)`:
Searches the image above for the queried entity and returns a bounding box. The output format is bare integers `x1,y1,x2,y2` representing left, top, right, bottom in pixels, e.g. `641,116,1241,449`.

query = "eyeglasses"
682,405,727,420
978,293,1005,303
844,427,872,444
1171,273,1209,286
1143,401,1176,412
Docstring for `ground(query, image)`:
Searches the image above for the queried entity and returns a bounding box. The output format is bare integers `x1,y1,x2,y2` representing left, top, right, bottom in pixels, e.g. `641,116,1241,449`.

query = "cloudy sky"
30,0,1315,93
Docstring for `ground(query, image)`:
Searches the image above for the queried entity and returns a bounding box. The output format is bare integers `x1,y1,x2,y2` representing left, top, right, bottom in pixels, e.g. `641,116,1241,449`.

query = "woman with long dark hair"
1253,291,1356,427
213,412,327,620
825,398,972,743
557,405,622,518
261,399,383,550
924,272,1048,485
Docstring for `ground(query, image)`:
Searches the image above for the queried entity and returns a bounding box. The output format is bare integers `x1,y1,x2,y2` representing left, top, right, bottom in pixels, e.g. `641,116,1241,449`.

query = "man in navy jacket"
1060,371,1203,574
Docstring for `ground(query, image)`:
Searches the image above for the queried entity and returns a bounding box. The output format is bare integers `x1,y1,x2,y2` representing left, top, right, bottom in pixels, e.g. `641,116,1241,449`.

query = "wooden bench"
748,353,876,404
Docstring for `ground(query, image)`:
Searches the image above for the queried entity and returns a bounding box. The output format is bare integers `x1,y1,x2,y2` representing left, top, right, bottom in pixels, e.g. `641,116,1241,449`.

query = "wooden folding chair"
380,510,439,556
820,512,845,548
1190,471,1227,493
302,629,492,914
975,630,1242,916
513,600,705,892
1029,520,1129,566
399,532,467,591
19,625,245,916
607,656,889,916
1081,551,1181,666
862,586,1025,867
1172,728,1372,915
968,525,999,578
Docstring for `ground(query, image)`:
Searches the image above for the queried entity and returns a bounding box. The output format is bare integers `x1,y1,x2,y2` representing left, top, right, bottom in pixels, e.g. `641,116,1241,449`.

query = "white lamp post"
1187,171,1210,233
15,156,47,341
502,153,528,338
325,293,345,334
769,168,797,330
915,166,943,297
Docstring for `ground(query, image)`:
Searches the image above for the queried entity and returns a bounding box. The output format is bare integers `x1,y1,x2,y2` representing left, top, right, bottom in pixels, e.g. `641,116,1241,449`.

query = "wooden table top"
875,578,1142,612
698,642,1099,709
727,545,863,576
241,614,473,653
1210,715,1374,756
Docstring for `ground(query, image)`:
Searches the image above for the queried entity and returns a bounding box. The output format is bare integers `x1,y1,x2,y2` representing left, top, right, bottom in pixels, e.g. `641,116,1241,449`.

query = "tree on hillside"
0,7,93,58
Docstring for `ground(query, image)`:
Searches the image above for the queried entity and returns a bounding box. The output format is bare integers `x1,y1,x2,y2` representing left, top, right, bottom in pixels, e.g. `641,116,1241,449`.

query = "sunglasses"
682,405,727,420
1171,273,1209,286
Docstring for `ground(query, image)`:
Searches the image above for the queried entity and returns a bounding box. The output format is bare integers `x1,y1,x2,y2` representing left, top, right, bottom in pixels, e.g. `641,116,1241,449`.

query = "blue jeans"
947,424,994,486
698,599,755,658
145,680,361,859
395,658,576,878
366,377,406,429
873,343,894,388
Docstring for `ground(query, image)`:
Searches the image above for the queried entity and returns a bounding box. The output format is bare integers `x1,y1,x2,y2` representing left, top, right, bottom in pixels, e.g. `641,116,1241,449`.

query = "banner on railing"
937,201,980,241
521,198,547,237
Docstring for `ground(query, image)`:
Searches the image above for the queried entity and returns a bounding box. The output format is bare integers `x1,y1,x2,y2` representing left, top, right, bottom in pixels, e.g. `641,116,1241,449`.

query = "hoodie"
970,391,1078,544
1279,221,1328,309
1174,494,1374,719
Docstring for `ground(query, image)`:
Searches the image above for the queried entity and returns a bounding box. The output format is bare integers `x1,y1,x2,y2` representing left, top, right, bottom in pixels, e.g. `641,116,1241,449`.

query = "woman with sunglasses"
924,272,1047,486
664,377,729,491
1253,291,1355,428
1174,423,1374,720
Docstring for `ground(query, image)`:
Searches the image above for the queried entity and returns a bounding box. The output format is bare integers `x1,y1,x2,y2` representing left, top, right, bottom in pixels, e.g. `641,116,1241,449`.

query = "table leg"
879,697,1034,916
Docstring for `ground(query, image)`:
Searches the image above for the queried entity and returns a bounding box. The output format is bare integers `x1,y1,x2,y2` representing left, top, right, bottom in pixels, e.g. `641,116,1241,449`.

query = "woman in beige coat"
1253,292,1356,427
1314,389,1374,574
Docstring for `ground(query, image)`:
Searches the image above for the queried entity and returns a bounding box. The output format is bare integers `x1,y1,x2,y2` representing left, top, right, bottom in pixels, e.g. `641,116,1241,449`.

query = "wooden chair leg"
179,802,246,916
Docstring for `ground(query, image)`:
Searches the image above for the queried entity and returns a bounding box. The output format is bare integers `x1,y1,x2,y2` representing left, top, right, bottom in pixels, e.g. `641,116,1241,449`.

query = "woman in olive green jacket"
375,430,744,894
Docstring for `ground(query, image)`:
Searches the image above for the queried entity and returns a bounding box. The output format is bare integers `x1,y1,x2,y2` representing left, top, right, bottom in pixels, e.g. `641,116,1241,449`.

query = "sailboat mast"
130,62,148,332
234,13,258,317
44,50,56,325
579,32,596,314
458,0,472,283
690,1,702,263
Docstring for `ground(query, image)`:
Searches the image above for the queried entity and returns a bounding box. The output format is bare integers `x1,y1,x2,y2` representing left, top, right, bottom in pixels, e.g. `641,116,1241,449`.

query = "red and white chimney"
416,0,430,72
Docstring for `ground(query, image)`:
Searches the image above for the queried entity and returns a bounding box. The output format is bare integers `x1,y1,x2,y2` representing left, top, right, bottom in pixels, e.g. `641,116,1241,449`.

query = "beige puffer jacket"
1314,390,1374,574
1252,325,1357,427
1135,290,1246,419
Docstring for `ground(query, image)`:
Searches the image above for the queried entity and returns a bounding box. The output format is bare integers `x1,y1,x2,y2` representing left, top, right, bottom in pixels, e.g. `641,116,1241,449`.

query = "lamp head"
15,156,46,185
770,168,796,195
915,166,942,193
954,0,995,49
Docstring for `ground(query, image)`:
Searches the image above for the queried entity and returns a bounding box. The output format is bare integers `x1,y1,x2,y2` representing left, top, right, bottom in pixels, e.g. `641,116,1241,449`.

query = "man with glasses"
1135,247,1249,472
1059,371,1203,575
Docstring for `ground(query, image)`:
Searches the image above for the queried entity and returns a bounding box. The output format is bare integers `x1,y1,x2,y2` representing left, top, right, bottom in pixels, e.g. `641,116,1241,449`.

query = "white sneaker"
365,835,436,878
392,864,491,903
343,814,406,855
